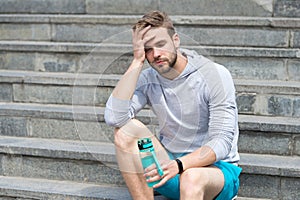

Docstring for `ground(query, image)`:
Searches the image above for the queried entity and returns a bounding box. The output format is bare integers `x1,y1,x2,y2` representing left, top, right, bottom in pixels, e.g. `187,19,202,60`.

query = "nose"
153,47,161,58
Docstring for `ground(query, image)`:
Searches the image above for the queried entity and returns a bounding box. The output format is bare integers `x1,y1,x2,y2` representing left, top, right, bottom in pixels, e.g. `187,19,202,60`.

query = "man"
105,10,241,200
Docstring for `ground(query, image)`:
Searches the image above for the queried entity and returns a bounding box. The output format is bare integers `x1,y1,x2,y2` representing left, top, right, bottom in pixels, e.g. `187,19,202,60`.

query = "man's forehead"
145,27,169,36
144,27,169,45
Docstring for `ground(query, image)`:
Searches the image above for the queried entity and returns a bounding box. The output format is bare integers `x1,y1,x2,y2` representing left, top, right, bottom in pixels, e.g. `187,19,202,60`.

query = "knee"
114,128,122,147
180,169,209,197
180,168,208,189
113,119,152,149
114,127,136,150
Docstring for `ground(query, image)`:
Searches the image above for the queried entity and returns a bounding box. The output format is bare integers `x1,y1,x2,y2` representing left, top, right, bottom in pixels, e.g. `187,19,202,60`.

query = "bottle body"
137,138,163,187
140,151,160,187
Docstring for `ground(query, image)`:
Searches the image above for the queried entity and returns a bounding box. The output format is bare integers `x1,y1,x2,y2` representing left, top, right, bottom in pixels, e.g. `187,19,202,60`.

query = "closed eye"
156,41,167,48
144,46,153,53
144,40,167,53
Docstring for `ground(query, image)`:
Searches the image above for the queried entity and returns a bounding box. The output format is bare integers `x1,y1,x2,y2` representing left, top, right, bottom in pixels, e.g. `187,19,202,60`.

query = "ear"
172,33,180,48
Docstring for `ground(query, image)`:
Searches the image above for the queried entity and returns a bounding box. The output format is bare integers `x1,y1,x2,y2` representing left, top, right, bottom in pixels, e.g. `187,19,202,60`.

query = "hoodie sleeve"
201,63,238,161
104,73,148,128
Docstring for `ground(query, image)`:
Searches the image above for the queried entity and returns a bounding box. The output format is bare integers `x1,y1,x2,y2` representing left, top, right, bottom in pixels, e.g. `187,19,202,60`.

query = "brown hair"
133,10,176,37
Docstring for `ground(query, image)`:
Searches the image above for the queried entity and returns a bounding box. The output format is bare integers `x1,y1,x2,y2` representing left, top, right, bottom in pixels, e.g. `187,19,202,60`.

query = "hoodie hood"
154,48,211,83
179,48,211,78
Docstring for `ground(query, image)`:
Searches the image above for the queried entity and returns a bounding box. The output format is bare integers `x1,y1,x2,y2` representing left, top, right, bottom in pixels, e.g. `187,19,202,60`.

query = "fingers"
143,163,163,184
132,25,151,39
143,160,174,188
132,25,152,50
144,163,157,173
152,167,171,188
145,171,161,183
150,160,179,188
144,164,159,180
131,26,152,62
153,176,169,188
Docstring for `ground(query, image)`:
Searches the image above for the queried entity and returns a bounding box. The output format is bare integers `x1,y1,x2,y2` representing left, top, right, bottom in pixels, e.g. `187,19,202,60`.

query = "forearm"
105,26,150,127
180,146,216,170
149,146,217,188
112,59,144,100
112,26,152,100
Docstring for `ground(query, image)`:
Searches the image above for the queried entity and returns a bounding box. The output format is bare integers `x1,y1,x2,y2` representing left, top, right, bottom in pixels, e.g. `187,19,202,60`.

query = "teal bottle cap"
137,138,153,151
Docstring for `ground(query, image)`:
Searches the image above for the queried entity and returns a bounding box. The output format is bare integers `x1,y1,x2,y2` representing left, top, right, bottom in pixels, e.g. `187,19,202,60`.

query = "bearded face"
144,27,179,77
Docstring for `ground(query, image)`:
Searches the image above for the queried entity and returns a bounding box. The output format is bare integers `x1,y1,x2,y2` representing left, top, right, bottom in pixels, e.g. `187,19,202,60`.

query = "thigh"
213,161,242,200
180,166,224,200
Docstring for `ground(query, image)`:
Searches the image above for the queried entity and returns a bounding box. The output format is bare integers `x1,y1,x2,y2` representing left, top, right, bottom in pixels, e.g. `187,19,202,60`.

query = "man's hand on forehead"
131,25,154,63
133,25,151,38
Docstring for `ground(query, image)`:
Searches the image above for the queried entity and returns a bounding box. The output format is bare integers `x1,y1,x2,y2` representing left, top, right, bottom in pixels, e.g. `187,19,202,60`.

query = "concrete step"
1,14,299,47
0,102,299,156
1,14,300,28
1,70,300,117
0,176,271,200
237,198,271,200
0,176,131,200
0,23,291,47
238,153,300,200
0,0,299,17
0,135,299,199
0,41,299,81
1,41,299,58
0,136,124,186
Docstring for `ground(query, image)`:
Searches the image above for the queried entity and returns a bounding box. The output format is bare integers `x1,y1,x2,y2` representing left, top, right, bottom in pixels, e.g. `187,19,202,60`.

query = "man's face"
143,27,178,75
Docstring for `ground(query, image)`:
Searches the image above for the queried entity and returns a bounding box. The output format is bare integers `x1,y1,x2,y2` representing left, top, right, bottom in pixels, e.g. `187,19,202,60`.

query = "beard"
149,51,178,75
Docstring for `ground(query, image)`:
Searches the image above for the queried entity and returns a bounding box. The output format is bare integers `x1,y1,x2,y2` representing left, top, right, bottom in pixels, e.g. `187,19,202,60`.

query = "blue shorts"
154,153,242,200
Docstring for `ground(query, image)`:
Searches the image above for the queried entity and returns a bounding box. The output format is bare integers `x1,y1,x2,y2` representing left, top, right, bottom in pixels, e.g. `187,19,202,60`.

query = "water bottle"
137,138,164,187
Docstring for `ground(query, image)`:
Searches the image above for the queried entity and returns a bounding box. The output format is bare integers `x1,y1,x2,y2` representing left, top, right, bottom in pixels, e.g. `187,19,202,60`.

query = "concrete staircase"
0,0,299,199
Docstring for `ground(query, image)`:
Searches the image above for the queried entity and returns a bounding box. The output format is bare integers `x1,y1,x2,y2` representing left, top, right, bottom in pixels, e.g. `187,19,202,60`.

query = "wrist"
126,59,144,74
132,58,145,67
175,158,184,174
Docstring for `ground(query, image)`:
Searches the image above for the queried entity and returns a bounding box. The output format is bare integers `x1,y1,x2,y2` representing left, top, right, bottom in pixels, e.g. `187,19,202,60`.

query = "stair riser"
0,51,133,75
218,58,300,82
0,52,81,73
0,0,85,14
0,116,115,143
239,174,300,200
1,51,300,81
0,154,125,186
1,82,299,117
0,115,299,156
0,175,132,200
0,190,113,200
238,131,298,156
237,94,300,117
1,23,297,48
0,0,299,17
1,153,299,200
11,84,113,107
0,197,37,200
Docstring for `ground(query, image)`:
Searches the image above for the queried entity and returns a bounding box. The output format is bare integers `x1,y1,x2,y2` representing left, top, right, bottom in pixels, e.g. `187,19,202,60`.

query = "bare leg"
179,166,224,200
114,119,169,200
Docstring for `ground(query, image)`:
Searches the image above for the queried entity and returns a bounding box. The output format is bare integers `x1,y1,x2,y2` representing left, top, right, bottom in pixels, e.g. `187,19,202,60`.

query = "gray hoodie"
105,48,239,163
